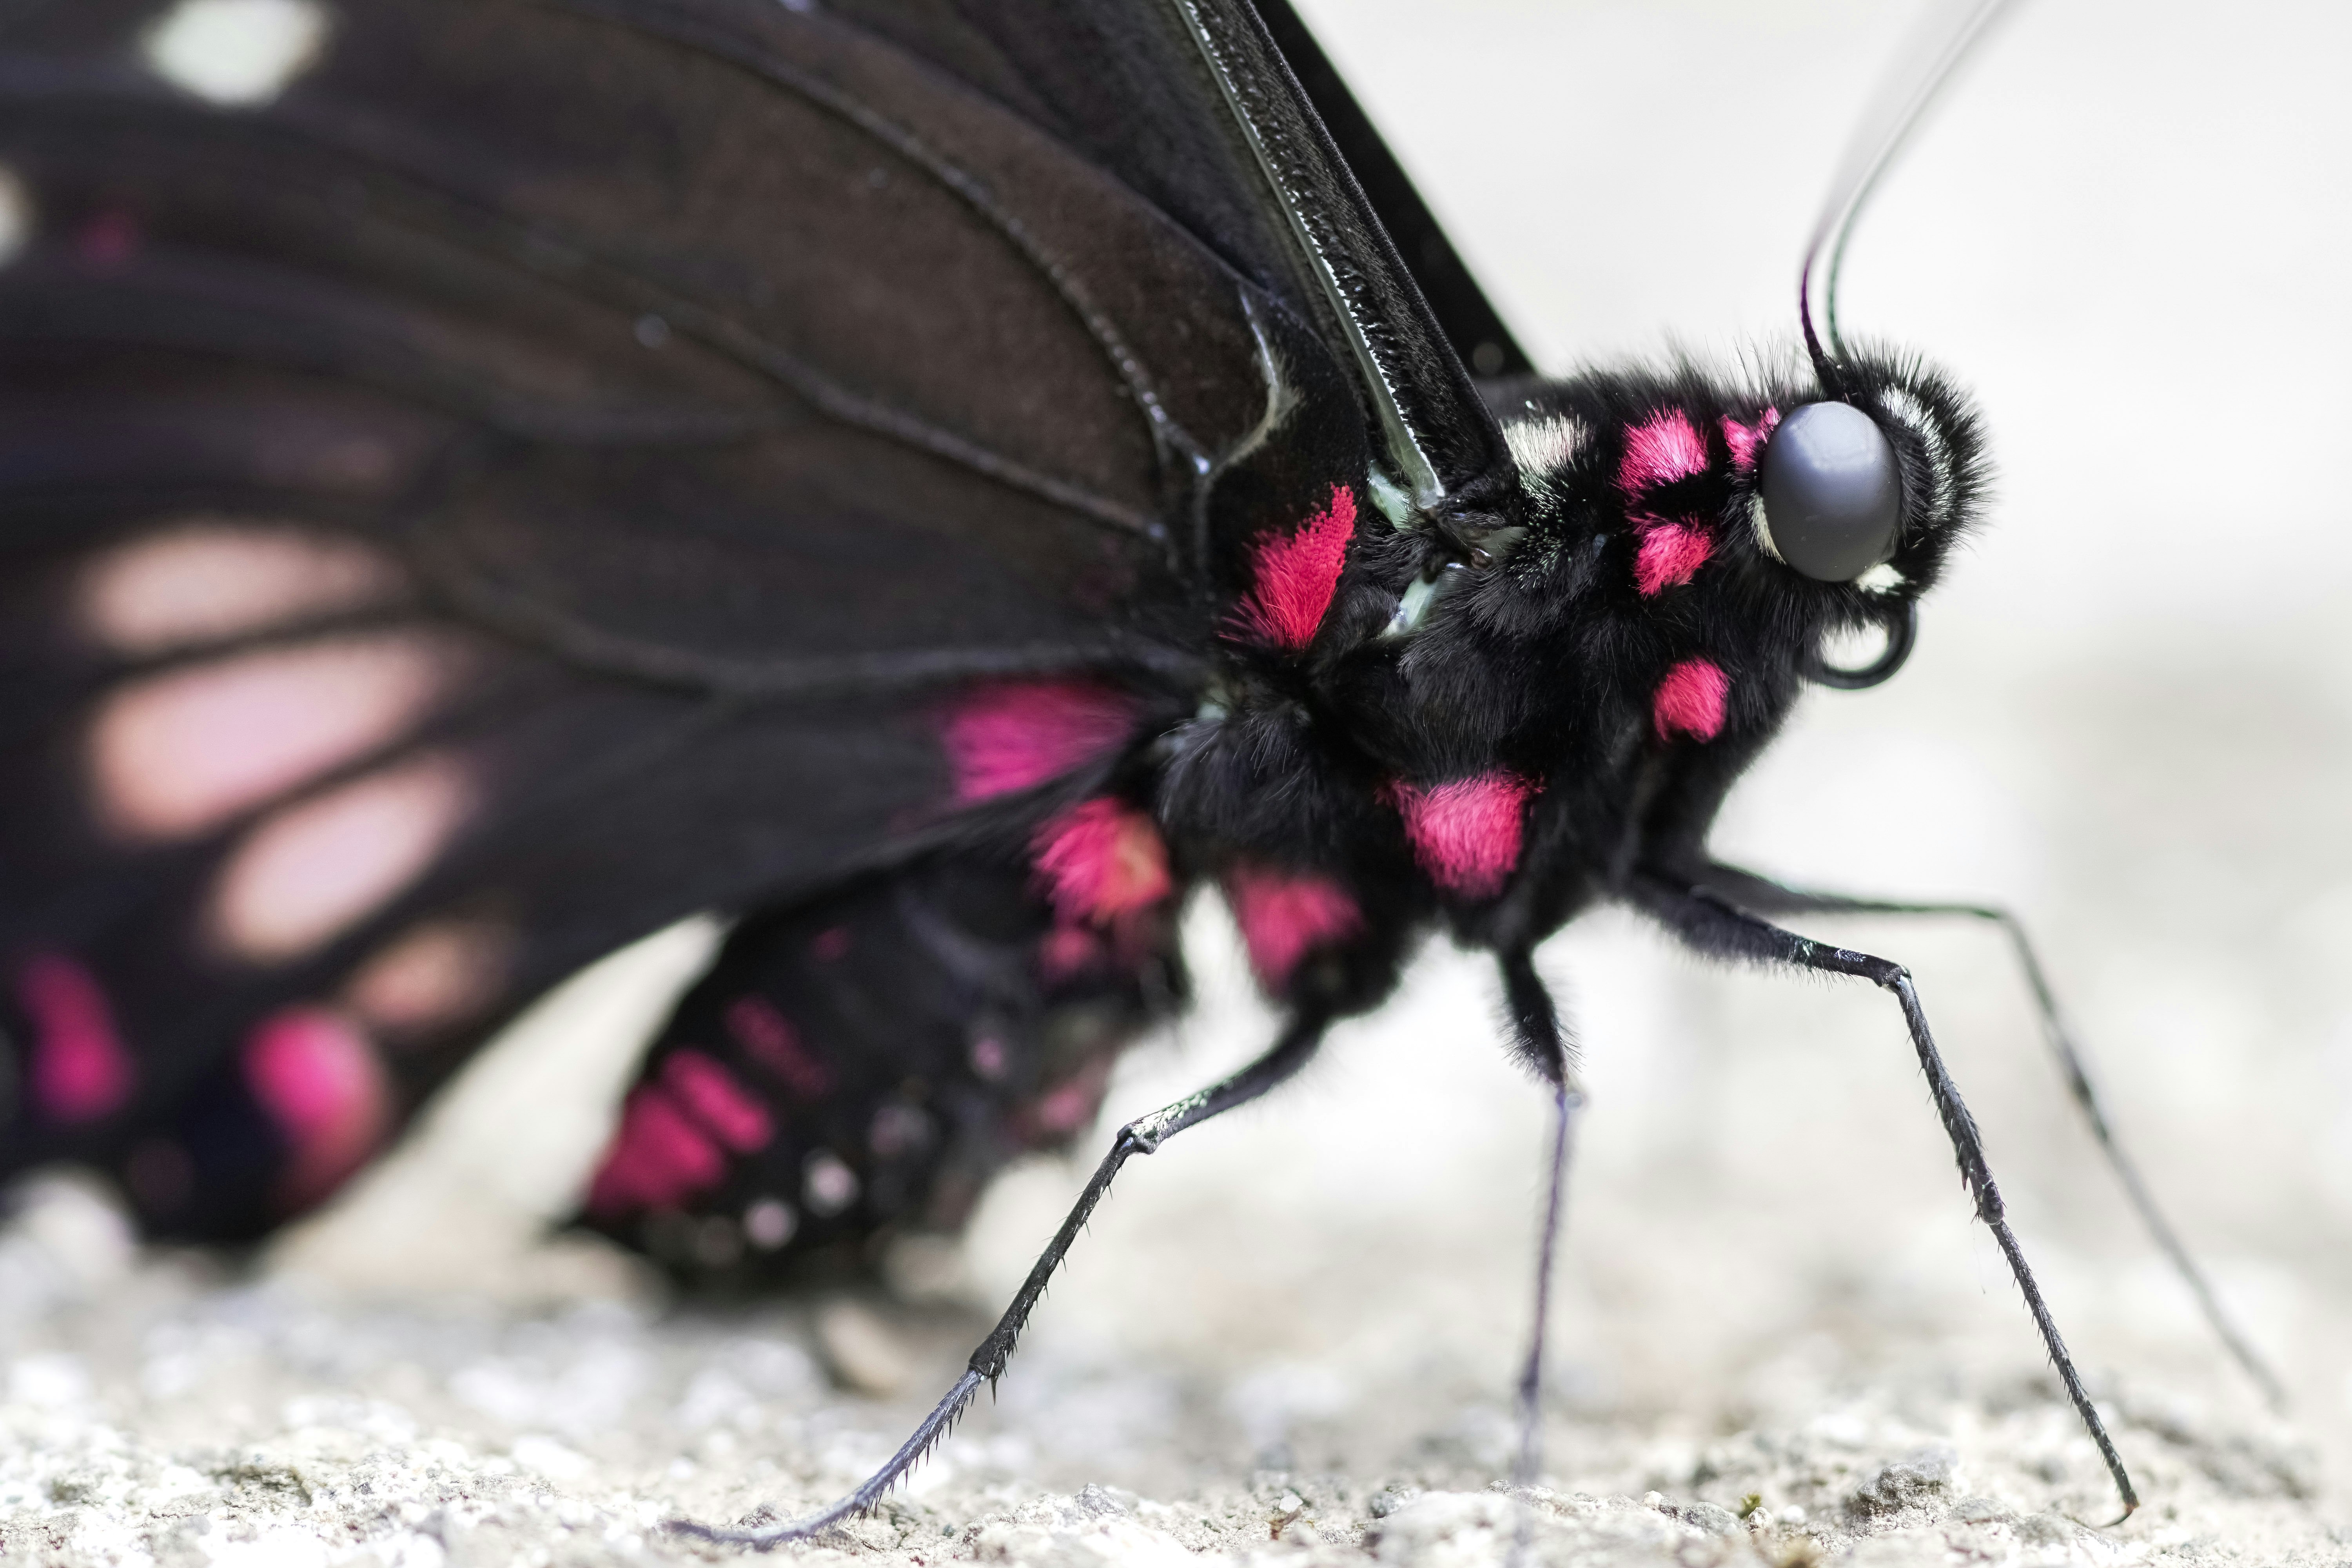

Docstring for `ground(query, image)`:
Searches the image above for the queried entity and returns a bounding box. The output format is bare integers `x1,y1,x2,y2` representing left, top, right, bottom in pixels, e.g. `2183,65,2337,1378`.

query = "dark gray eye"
1757,401,1902,582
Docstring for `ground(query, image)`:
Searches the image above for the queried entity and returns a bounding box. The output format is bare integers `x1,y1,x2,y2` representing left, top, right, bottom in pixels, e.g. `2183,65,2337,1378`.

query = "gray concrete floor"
6,0,2352,1563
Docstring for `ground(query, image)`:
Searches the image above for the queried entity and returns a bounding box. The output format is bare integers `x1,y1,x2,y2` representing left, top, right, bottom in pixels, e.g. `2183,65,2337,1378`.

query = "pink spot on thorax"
1632,519,1714,595
725,995,832,1099
940,681,1140,802
1723,408,1782,477
1020,1055,1114,1142
1617,411,1709,494
1229,486,1357,652
1032,797,1172,927
661,1049,772,1154
1036,925,1104,982
242,1008,389,1210
18,953,134,1124
1390,773,1537,899
1652,658,1730,742
1222,866,1365,995
586,1084,724,1218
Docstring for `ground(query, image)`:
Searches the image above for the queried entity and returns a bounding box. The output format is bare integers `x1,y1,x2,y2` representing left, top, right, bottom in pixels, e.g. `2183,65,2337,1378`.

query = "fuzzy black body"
0,0,1982,1280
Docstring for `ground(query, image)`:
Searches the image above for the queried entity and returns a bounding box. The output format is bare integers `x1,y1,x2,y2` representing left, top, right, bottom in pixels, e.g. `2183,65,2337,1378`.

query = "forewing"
0,0,1283,1230
0,0,1517,1236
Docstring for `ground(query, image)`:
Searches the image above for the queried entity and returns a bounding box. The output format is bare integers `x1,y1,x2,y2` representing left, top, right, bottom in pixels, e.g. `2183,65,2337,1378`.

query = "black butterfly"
0,0,2276,1544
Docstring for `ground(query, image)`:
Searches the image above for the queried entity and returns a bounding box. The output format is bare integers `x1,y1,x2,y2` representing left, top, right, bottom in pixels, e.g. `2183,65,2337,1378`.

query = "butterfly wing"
0,0,1514,1239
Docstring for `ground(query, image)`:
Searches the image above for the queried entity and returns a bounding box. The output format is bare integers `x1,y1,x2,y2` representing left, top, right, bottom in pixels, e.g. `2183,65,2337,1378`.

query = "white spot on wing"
79,521,401,656
0,167,31,267
142,0,328,108
89,633,456,842
209,751,472,962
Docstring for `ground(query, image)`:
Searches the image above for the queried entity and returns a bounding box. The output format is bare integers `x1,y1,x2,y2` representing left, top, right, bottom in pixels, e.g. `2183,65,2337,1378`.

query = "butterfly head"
1478,349,1985,709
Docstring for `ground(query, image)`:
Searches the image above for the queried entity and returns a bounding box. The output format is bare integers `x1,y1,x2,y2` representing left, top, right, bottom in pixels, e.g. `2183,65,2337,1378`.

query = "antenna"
1800,0,2020,394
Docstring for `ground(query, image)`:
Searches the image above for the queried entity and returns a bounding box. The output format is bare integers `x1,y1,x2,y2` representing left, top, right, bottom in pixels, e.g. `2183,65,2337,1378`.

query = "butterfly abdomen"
580,846,1187,1281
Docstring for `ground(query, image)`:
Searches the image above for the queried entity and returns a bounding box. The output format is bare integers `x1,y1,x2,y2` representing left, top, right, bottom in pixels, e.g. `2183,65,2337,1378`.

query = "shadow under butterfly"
0,0,2287,1543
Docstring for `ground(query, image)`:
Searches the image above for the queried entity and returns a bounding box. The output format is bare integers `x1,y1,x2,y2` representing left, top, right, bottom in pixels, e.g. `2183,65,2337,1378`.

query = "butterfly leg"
1496,950,1586,1506
1623,870,2140,1524
666,1005,1333,1549
1670,859,2284,1411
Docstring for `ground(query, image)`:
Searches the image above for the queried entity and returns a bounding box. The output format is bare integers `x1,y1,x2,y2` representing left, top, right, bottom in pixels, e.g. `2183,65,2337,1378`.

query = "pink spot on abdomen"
242,1007,388,1210
1618,411,1709,494
726,996,832,1099
18,953,133,1124
661,1049,772,1154
1652,658,1730,742
940,681,1140,802
1723,408,1782,477
1032,797,1172,926
1633,521,1714,595
586,1084,724,1218
1222,866,1364,995
1229,486,1357,652
811,926,851,962
1390,773,1536,898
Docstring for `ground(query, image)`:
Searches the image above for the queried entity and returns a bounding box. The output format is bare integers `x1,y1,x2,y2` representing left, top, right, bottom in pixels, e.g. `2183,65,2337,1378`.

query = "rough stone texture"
0,1178,2337,1566
7,0,2352,1564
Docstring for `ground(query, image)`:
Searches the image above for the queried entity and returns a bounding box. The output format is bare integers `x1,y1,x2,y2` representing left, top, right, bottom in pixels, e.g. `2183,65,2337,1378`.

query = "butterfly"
0,0,2281,1545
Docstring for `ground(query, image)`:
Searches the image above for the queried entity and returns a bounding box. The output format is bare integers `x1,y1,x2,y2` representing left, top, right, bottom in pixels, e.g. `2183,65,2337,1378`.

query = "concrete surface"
6,0,2352,1563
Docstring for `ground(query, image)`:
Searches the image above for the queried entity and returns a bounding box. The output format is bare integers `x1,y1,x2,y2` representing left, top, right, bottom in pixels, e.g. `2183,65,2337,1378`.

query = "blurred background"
5,0,2347,1557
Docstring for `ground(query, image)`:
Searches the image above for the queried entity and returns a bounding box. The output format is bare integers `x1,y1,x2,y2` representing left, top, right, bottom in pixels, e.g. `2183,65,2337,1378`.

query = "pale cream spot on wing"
209,751,473,964
0,166,32,268
89,633,454,842
80,522,400,657
344,917,515,1039
142,0,329,108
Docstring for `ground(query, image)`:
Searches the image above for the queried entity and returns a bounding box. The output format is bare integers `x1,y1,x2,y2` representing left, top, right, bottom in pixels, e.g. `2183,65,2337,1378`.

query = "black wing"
0,0,1515,1235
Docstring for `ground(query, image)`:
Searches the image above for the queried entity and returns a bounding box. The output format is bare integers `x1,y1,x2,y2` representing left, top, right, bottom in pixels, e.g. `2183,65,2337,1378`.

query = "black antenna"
1800,0,2019,394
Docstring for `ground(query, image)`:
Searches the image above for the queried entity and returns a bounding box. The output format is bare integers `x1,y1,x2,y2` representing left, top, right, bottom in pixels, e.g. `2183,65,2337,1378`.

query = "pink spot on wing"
1652,658,1730,742
586,1084,724,1218
1617,411,1709,494
1723,407,1782,477
18,953,133,1124
76,209,139,270
940,681,1140,802
725,996,832,1099
1222,866,1364,995
1633,520,1714,595
1032,797,1172,926
1229,486,1357,652
1389,773,1537,899
661,1049,772,1154
242,1007,389,1210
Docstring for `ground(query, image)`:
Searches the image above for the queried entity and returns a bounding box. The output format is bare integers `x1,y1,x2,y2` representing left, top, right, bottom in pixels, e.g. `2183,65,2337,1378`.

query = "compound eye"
1757,401,1902,582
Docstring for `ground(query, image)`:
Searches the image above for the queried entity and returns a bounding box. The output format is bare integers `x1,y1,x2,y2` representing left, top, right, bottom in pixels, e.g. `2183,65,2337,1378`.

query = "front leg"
1622,868,2140,1524
1670,859,2284,1411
